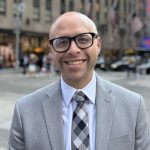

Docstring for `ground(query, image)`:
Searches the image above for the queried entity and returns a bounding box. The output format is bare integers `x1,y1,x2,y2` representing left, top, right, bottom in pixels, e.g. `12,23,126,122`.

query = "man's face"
49,14,101,88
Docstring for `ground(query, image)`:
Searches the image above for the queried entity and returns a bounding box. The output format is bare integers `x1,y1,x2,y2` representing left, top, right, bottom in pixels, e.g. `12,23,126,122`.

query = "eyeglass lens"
51,33,97,52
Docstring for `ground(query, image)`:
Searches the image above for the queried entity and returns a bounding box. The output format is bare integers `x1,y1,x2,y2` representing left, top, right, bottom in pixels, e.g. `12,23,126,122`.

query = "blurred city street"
0,68,150,150
0,0,150,149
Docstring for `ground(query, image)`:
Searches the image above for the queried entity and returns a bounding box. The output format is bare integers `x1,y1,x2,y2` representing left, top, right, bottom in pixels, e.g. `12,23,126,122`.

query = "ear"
97,36,101,55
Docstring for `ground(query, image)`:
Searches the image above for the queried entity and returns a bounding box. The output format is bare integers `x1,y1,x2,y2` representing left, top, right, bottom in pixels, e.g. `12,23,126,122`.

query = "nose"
67,40,81,55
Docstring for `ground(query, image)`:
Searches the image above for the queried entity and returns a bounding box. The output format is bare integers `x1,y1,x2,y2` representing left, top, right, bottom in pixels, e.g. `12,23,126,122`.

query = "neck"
62,71,94,89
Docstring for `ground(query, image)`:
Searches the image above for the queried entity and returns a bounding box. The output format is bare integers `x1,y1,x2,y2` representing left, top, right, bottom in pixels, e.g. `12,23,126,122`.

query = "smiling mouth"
66,60,85,65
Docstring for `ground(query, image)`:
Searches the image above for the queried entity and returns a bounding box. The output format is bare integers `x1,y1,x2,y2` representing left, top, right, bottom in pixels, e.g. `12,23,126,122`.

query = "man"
9,12,150,150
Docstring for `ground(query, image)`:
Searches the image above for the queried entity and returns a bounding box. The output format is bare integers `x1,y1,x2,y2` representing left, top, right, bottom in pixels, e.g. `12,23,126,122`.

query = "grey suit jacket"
9,74,150,150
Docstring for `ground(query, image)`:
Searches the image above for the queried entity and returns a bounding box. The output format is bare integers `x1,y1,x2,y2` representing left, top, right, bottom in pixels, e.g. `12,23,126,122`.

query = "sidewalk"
96,69,150,89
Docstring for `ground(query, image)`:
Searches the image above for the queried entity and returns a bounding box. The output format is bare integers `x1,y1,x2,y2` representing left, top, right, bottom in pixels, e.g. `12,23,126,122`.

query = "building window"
0,0,6,14
80,0,84,13
105,0,108,7
96,0,100,21
33,0,40,20
69,0,74,11
45,0,52,22
13,0,18,17
60,0,66,14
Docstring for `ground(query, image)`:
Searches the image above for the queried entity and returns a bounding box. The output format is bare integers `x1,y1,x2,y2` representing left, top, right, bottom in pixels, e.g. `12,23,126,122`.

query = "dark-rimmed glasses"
49,32,99,53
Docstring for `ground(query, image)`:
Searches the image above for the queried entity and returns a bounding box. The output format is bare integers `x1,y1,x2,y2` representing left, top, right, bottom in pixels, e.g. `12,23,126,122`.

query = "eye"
76,34,92,44
54,38,69,48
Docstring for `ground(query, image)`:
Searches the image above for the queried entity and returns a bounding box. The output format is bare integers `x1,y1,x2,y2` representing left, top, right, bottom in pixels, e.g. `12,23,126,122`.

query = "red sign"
146,0,150,12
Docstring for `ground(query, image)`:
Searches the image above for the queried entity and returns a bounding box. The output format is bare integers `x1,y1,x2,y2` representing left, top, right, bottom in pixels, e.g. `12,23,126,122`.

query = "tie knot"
72,91,86,103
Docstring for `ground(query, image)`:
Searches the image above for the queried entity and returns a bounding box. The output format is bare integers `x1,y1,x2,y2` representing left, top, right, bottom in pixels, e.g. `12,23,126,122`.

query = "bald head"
49,12,98,39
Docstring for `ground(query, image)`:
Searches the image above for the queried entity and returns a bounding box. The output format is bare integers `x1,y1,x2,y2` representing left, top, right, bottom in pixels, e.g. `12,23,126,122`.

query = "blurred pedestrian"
28,53,38,75
127,56,136,77
22,54,29,74
0,55,4,69
9,12,150,150
41,54,48,73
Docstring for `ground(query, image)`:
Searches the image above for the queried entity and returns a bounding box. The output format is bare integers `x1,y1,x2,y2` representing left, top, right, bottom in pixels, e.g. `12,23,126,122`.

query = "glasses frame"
49,32,99,53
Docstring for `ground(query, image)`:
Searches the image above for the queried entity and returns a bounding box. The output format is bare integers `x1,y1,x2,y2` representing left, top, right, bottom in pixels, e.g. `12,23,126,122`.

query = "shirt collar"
61,72,96,106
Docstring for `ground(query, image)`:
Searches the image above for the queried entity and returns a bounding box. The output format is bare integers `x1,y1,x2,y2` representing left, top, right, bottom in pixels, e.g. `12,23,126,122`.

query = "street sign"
18,2,26,13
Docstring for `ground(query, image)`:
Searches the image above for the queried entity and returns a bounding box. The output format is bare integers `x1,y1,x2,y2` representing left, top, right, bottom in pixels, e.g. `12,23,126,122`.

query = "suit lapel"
95,76,116,150
42,80,65,150
41,75,116,150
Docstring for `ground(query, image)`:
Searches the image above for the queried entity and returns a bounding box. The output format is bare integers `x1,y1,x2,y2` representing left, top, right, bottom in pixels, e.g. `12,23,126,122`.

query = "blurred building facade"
0,0,148,65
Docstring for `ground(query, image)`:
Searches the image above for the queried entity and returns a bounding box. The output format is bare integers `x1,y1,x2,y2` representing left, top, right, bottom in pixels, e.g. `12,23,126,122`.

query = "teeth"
67,60,83,65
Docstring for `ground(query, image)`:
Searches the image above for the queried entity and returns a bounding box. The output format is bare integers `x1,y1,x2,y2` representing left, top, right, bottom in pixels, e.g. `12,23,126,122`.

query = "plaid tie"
71,91,90,150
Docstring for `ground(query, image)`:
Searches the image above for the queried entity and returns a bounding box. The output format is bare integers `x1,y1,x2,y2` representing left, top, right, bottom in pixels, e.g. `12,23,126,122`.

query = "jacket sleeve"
9,103,25,150
135,96,150,150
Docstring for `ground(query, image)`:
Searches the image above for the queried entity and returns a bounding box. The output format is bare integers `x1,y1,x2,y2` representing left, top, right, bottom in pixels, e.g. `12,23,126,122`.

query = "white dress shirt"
61,72,96,150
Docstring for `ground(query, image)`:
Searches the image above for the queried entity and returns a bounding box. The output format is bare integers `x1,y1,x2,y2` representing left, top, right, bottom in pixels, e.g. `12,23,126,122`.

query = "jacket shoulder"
16,79,61,108
96,75,142,105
